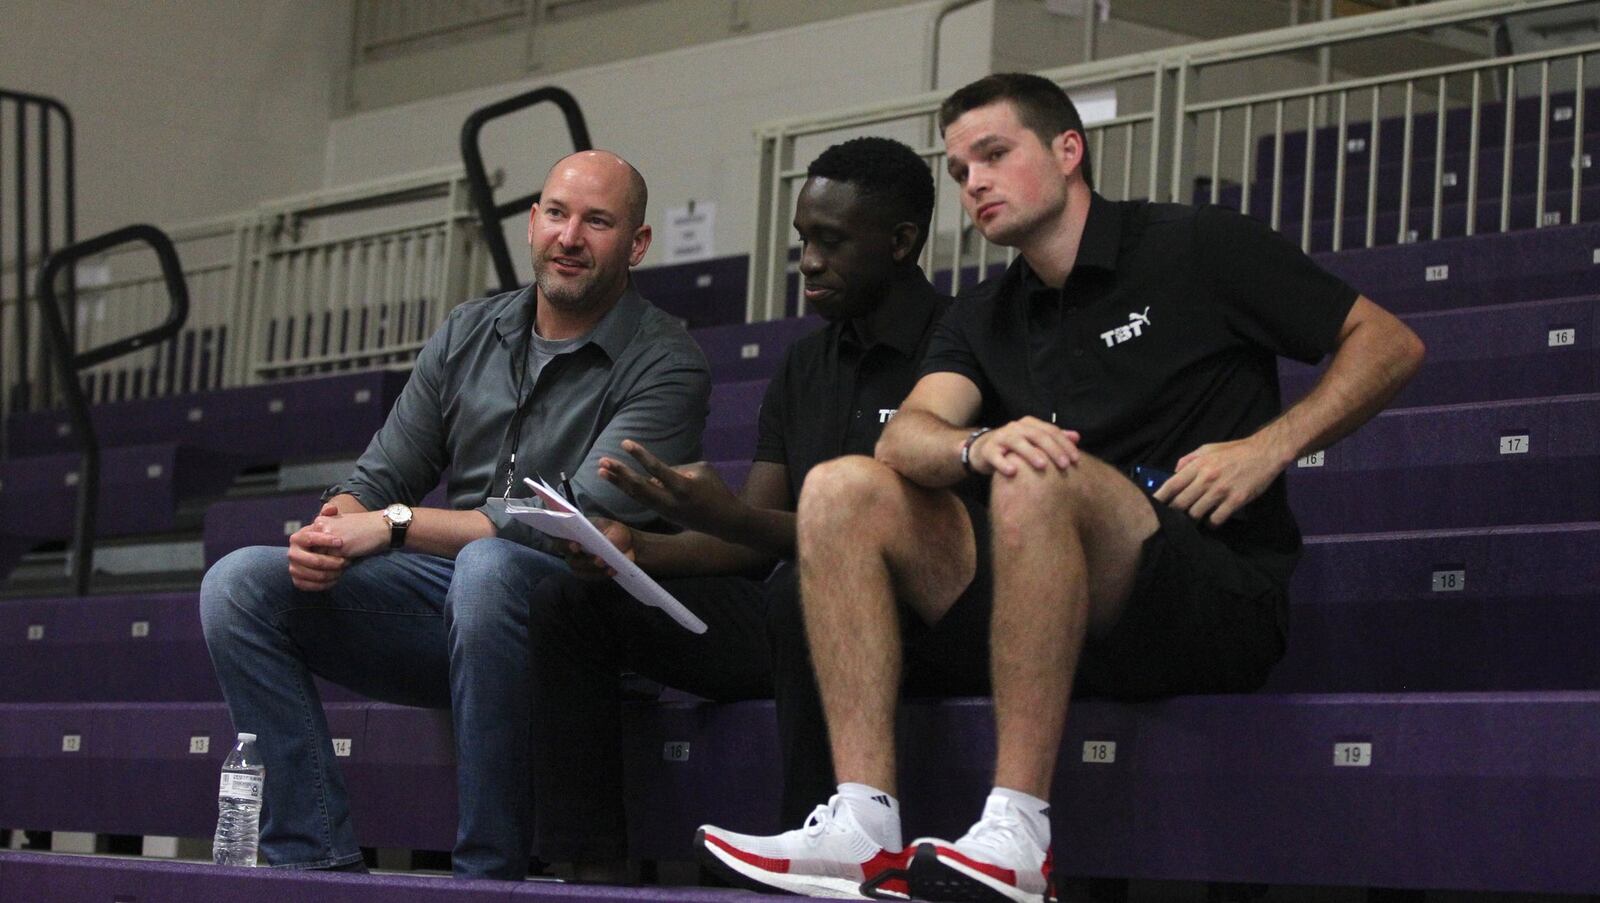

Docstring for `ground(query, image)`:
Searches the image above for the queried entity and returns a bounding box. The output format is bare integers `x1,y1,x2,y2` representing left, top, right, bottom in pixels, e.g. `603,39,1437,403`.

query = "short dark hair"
938,72,1095,190
806,136,936,257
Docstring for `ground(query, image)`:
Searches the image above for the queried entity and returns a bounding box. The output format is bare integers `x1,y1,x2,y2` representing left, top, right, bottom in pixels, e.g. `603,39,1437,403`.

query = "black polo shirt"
920,194,1358,584
756,275,950,503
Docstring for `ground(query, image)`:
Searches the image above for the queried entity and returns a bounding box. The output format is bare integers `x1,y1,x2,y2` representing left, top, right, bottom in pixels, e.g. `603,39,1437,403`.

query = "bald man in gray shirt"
200,151,710,880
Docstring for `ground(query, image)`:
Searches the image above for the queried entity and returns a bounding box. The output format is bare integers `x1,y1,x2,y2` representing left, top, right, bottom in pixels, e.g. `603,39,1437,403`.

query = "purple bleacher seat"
703,380,767,464
0,703,370,839
0,443,249,544
0,850,524,902
932,262,1012,295
1279,294,1600,406
0,592,364,705
0,703,115,833
95,702,238,838
202,484,449,567
202,493,324,567
621,699,784,861
1253,87,1600,185
5,369,410,461
0,849,778,902
1314,219,1600,313
1276,522,1600,693
0,598,61,702
1288,183,1600,254
690,316,822,383
623,694,1600,893
343,705,458,851
1287,393,1600,534
0,593,217,703
1217,133,1600,223
631,254,750,329
707,460,751,494
7,692,1600,893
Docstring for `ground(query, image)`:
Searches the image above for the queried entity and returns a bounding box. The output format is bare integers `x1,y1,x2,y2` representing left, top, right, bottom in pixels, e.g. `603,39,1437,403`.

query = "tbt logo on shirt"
1100,306,1152,348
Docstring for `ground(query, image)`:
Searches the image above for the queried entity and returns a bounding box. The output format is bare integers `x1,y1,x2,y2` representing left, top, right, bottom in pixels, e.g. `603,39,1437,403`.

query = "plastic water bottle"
212,732,265,867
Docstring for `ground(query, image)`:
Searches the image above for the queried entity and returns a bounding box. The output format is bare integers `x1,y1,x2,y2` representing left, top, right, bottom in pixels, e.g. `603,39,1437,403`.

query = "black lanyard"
501,301,538,498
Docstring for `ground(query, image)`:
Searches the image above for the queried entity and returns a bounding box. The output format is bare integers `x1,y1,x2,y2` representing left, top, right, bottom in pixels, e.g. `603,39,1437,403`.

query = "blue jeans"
198,537,568,879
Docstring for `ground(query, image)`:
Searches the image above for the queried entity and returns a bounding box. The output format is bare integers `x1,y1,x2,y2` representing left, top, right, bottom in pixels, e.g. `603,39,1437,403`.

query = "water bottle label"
220,772,263,802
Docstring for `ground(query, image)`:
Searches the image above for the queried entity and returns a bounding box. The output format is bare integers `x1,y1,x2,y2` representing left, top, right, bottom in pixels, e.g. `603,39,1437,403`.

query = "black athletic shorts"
897,489,1288,701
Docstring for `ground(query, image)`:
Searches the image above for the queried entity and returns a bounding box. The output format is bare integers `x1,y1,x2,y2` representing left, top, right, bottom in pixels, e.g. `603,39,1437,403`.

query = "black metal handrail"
459,86,593,295
2,87,76,420
33,224,188,595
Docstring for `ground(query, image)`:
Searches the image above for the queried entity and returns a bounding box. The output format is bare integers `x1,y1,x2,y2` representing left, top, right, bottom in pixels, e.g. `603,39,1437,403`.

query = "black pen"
560,471,577,507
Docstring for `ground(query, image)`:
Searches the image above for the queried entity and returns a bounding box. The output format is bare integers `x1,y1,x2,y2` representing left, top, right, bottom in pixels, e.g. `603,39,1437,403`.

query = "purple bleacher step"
0,592,363,705
1288,393,1600,533
1279,294,1600,407
1252,87,1600,184
1314,219,1600,313
633,254,751,329
690,316,822,384
202,483,449,567
0,443,251,544
626,693,1600,893
1286,182,1600,255
6,693,1600,892
4,369,410,460
1278,522,1600,692
1218,132,1599,223
703,380,767,464
0,850,775,901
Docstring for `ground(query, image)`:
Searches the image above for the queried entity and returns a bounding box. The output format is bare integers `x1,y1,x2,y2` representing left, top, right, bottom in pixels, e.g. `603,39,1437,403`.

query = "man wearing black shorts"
523,137,951,881
697,73,1424,903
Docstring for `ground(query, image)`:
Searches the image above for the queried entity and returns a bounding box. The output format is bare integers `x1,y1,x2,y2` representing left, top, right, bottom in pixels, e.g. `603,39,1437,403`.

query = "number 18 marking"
1081,741,1117,763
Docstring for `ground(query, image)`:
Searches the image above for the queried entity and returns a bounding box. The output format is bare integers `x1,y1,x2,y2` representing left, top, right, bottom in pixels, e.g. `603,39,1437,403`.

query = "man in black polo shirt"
521,137,950,883
698,73,1424,903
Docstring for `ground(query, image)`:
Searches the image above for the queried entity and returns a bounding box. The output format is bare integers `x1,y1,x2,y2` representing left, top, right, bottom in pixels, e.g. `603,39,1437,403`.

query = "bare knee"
991,454,1145,542
797,455,905,548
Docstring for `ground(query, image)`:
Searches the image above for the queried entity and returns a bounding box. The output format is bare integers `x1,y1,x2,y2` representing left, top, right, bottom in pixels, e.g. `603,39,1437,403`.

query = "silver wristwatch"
382,503,413,549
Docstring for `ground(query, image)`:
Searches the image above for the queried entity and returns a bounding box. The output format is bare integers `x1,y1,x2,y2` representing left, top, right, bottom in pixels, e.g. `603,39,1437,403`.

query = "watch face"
384,503,412,526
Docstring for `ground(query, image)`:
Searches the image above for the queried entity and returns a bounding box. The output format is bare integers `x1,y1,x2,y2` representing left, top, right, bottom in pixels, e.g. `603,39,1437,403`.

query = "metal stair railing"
33,224,188,595
459,86,593,295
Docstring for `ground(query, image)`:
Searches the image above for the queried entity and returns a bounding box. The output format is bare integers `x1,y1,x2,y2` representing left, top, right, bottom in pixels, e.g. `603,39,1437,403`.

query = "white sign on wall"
664,202,716,263
1069,86,1118,125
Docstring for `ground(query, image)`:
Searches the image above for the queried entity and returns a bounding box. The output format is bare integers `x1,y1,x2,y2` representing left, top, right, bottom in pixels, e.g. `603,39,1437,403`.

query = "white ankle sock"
837,782,903,850
990,786,1052,851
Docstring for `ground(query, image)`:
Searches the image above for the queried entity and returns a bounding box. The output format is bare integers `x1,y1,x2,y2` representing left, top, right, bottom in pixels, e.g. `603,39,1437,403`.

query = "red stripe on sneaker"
863,847,909,876
704,833,791,874
931,844,1017,885
862,848,911,899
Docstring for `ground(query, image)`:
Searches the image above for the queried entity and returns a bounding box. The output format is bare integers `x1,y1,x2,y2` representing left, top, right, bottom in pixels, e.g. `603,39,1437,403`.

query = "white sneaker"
907,795,1054,903
696,795,910,899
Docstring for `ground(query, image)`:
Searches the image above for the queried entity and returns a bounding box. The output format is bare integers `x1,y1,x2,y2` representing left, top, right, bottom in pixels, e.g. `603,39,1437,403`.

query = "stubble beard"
533,257,610,315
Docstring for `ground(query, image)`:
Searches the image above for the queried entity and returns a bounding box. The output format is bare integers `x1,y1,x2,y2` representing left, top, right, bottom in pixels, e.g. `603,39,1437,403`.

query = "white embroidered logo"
1100,306,1151,348
878,408,897,423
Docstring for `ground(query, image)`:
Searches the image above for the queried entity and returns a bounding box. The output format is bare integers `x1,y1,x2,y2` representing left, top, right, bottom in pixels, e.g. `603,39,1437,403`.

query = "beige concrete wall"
0,0,349,240
325,0,995,275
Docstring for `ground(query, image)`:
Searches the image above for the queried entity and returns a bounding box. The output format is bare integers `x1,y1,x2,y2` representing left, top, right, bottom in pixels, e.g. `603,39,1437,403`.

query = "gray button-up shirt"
327,283,710,550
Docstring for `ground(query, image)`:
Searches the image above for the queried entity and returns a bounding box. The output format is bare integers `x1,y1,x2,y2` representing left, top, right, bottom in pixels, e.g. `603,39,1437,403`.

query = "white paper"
491,478,708,634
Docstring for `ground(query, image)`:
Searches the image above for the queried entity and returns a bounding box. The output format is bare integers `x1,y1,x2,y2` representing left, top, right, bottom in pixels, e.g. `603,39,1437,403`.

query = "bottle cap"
238,732,257,742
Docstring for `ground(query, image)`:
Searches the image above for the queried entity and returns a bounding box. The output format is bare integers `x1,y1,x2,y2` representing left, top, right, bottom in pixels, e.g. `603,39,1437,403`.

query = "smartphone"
1129,464,1174,494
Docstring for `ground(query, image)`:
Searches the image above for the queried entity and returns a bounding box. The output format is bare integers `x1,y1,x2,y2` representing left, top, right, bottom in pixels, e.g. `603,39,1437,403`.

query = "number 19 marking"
1333,742,1371,767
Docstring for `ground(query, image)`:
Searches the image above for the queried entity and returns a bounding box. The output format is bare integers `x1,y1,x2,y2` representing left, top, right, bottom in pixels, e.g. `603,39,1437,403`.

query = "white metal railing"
1185,41,1600,252
245,167,486,379
749,0,1596,320
1,167,487,426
